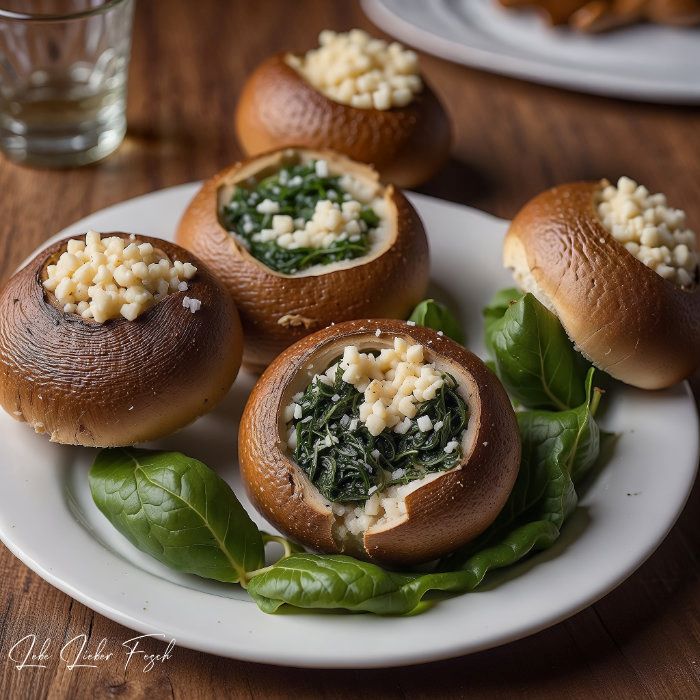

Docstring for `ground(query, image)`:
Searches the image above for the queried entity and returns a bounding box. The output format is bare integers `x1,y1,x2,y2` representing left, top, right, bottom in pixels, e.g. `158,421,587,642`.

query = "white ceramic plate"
363,0,700,104
0,185,697,669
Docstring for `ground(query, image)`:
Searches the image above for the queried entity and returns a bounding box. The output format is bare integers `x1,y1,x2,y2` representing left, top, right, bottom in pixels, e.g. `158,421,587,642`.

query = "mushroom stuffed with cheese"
176,147,430,372
239,319,521,567
235,29,451,188
0,231,243,446
504,177,700,389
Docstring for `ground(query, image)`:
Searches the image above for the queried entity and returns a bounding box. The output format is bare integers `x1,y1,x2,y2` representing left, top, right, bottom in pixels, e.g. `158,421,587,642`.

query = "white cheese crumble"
43,231,197,322
182,296,202,314
417,415,433,432
444,440,459,454
341,474,444,536
286,29,422,110
597,176,698,288
313,337,446,437
252,197,381,251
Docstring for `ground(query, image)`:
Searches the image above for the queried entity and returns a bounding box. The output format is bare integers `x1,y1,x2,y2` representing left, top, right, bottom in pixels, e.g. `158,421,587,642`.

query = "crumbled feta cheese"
319,337,446,436
393,417,412,434
43,231,197,322
417,415,433,432
256,198,280,215
286,29,422,110
597,176,698,287
315,159,329,178
444,440,459,454
251,197,380,252
182,296,202,313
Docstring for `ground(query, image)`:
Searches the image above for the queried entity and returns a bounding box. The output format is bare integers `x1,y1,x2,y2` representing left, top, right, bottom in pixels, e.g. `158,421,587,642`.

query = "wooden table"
1,1,698,697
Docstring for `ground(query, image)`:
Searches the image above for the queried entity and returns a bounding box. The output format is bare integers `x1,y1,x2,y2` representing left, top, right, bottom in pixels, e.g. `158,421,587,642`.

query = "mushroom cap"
234,54,451,188
238,318,521,568
503,181,700,389
176,148,430,372
0,232,243,446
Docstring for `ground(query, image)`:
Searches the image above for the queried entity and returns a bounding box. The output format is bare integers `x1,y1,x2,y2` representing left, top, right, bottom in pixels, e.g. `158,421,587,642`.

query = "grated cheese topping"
42,231,197,322
286,29,422,110
598,176,698,288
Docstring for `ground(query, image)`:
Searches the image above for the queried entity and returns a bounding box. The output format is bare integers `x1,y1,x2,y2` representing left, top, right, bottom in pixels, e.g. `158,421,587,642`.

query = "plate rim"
362,0,700,104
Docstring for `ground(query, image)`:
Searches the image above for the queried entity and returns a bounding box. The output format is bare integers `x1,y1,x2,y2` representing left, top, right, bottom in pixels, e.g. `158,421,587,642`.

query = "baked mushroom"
234,29,451,188
239,319,520,568
176,147,429,372
504,176,700,389
0,231,242,446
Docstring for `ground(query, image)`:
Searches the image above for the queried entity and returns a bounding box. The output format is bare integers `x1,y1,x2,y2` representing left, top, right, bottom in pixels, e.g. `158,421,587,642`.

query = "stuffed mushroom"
239,319,521,568
235,29,451,188
504,176,700,389
176,148,430,371
0,231,243,446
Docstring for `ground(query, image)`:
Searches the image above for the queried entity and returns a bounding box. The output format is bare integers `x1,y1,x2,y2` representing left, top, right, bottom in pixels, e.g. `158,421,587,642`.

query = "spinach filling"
289,363,468,504
220,160,381,274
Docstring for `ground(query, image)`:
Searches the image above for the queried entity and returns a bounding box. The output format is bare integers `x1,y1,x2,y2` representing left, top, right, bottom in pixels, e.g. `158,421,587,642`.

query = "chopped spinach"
290,363,468,503
220,160,378,274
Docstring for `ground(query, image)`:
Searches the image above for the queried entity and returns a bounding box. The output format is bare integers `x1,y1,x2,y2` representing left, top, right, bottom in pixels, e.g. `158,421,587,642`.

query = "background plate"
363,0,700,104
0,185,697,668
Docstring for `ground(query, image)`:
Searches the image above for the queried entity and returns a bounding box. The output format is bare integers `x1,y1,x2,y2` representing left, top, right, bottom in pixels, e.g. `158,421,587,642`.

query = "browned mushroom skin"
176,148,430,373
238,319,521,568
0,232,243,447
504,182,700,389
235,54,452,188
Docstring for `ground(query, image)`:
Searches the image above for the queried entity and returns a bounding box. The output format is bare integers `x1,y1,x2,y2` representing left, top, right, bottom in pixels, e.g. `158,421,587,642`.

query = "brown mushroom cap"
234,54,451,188
176,148,430,372
238,319,521,568
0,232,243,446
503,181,700,389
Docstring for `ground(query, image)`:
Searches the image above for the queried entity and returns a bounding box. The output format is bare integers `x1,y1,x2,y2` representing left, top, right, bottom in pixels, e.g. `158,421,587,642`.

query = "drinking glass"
0,0,134,167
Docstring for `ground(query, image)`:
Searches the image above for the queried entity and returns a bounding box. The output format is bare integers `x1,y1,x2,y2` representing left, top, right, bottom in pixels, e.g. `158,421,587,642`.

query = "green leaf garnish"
409,298,465,344
483,290,590,410
248,370,603,615
89,448,264,584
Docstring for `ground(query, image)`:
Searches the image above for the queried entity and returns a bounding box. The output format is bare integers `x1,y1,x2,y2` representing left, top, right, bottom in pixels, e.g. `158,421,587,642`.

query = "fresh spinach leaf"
484,290,589,411
89,448,264,584
248,371,603,615
247,522,562,615
482,287,522,357
409,299,465,344
442,368,600,569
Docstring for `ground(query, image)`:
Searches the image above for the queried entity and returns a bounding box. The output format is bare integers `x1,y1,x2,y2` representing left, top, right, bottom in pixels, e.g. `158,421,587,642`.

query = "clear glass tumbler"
0,0,133,167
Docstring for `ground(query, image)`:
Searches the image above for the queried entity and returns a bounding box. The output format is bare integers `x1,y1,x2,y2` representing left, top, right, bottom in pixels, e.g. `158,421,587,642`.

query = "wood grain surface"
1,1,699,698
